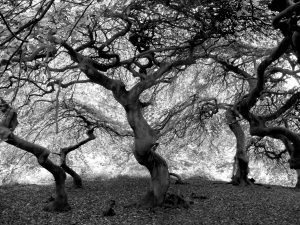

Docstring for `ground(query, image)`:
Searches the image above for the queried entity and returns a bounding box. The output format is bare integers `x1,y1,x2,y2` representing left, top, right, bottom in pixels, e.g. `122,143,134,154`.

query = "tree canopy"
1,0,300,212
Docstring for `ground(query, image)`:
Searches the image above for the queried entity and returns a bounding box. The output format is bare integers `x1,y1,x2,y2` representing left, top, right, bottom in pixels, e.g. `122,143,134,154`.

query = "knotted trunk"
126,104,169,207
226,109,250,186
6,134,70,211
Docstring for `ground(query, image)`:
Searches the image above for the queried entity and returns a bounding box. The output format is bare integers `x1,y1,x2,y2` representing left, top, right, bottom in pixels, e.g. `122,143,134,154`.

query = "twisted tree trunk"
6,134,70,211
53,38,174,208
125,104,169,207
226,108,250,186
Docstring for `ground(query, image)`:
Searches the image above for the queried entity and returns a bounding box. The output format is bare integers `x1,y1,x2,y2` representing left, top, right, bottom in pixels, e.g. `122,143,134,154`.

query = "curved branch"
0,12,28,42
60,130,96,188
0,0,55,47
272,1,300,28
262,92,300,121
209,54,256,89
0,45,57,67
239,37,291,120
47,79,91,89
60,130,96,156
6,134,70,211
99,18,131,51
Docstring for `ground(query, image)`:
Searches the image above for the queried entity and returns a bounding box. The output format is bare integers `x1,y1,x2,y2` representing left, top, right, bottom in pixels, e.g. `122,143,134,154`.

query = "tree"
43,0,247,206
55,100,132,188
2,0,299,211
0,98,70,211
2,0,205,207
59,129,96,188
152,0,274,186
212,1,300,187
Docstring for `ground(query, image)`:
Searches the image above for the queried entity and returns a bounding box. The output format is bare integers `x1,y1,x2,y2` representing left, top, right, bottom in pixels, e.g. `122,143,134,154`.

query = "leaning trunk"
61,163,82,188
42,160,70,211
138,149,170,207
280,137,300,189
7,134,70,211
60,151,82,188
126,104,169,207
59,131,95,188
226,108,250,186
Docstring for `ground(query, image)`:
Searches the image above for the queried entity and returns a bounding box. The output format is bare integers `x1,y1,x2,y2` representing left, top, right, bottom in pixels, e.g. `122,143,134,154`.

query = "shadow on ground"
1,175,300,225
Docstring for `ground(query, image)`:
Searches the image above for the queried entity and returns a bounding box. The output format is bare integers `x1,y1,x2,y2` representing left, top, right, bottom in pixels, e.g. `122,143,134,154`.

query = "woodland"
1,0,300,224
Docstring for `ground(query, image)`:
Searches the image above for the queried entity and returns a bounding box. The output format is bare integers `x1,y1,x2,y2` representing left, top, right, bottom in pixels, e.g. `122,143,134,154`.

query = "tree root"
43,199,71,212
164,193,192,209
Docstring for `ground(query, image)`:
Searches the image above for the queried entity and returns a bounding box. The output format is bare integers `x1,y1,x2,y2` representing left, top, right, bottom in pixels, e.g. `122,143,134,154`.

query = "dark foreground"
0,176,300,225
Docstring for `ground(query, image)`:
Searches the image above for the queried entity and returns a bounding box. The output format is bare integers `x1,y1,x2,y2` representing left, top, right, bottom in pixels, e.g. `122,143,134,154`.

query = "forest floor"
0,176,300,225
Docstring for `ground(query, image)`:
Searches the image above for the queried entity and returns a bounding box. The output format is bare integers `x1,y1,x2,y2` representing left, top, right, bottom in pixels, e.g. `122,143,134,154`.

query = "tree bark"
54,38,175,208
169,172,185,184
235,37,300,172
296,169,300,189
125,103,169,207
212,33,300,186
60,130,95,188
226,108,250,186
281,137,300,189
6,134,70,211
61,163,82,188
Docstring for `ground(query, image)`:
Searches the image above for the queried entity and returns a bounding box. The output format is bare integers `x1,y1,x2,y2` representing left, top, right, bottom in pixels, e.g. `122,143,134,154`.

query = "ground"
0,176,300,225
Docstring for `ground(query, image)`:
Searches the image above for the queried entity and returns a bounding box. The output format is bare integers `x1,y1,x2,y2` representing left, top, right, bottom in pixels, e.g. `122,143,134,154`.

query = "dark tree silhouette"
0,98,70,211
